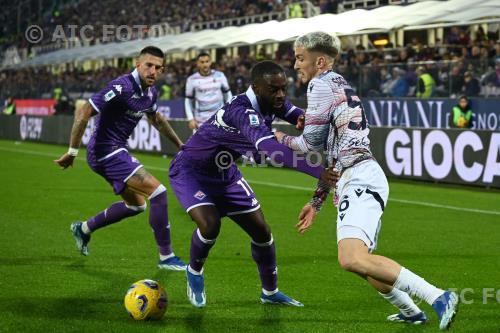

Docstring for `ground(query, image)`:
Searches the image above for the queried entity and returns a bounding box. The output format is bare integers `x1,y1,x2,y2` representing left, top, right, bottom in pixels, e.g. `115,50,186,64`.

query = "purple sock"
190,229,216,272
87,201,142,232
149,189,172,256
251,237,277,292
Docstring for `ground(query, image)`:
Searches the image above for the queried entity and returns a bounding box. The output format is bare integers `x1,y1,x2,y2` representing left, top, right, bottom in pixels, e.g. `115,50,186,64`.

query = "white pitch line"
1,145,499,216
245,180,500,216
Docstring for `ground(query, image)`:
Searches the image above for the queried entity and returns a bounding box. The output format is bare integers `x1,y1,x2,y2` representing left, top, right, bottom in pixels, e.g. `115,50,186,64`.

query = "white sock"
380,288,422,317
81,222,91,235
262,288,278,296
394,267,444,305
187,265,203,275
159,253,175,261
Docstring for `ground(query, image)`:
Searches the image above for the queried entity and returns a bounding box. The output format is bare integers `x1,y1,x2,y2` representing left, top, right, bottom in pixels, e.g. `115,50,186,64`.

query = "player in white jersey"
185,52,232,131
275,32,458,330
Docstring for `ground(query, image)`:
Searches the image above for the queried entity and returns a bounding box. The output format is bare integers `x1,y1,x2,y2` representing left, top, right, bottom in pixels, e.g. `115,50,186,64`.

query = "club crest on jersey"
249,114,260,127
104,90,116,102
194,190,206,200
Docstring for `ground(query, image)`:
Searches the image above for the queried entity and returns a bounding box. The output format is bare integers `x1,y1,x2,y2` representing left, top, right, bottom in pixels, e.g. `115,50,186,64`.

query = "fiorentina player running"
169,61,338,308
275,32,459,330
185,52,232,131
54,46,186,271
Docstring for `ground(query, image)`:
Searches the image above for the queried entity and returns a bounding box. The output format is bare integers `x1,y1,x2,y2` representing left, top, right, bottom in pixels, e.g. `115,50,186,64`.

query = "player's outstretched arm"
296,203,317,234
147,112,183,149
54,101,94,169
296,166,340,234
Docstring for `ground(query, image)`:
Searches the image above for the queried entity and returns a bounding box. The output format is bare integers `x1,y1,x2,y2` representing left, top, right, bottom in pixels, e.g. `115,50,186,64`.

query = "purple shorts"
87,148,142,195
169,152,260,217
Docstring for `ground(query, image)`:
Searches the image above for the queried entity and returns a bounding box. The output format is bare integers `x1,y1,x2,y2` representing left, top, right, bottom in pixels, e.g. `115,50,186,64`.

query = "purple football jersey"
87,69,158,159
180,87,303,172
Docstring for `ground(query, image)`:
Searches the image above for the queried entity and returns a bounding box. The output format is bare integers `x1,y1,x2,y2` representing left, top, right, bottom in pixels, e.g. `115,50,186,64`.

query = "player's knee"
197,218,221,240
338,252,365,274
253,223,272,243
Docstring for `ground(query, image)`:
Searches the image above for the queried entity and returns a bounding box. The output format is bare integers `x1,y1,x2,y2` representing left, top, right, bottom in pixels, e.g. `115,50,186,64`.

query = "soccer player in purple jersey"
169,61,339,308
54,46,186,271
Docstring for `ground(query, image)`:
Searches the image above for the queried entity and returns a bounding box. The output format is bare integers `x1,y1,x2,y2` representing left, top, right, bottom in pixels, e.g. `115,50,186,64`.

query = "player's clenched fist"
54,153,75,169
320,167,340,186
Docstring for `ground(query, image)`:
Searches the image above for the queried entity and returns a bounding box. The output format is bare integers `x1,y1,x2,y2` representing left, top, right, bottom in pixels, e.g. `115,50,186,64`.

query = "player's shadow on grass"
0,255,75,266
0,295,123,322
183,309,206,332
258,305,282,330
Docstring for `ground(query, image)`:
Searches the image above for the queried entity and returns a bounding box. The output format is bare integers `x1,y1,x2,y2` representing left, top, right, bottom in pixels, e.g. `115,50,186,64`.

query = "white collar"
245,86,261,114
131,69,144,95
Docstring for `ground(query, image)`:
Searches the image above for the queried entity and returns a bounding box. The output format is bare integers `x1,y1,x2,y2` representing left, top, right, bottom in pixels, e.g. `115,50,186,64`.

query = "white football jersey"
282,70,373,171
185,70,231,114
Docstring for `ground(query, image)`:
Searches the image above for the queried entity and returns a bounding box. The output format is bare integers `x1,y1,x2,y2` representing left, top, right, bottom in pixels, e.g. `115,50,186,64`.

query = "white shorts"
335,160,389,252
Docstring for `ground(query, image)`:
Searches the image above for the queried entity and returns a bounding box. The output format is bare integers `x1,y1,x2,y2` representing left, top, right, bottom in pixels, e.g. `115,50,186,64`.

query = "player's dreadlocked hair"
250,61,285,84
139,46,165,59
294,31,341,59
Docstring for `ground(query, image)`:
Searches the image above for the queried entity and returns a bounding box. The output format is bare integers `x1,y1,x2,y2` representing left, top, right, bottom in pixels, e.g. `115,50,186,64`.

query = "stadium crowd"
1,25,499,103
2,0,341,50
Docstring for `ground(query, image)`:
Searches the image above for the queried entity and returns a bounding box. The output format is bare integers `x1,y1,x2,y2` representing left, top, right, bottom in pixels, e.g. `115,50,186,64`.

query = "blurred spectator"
462,71,480,97
2,97,16,115
390,67,409,97
288,1,303,18
482,57,500,96
159,82,172,100
54,94,75,115
447,65,464,97
450,96,473,129
416,66,435,98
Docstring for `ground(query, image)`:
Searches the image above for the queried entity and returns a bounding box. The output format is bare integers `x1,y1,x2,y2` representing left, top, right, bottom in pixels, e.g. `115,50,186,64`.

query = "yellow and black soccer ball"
124,279,168,320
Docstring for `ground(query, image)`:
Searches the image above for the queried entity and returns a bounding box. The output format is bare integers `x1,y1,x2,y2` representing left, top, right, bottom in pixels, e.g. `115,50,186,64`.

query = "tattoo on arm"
69,102,93,148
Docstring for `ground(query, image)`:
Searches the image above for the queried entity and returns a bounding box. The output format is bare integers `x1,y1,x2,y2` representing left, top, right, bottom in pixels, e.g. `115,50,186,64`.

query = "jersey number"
344,88,367,130
237,178,253,196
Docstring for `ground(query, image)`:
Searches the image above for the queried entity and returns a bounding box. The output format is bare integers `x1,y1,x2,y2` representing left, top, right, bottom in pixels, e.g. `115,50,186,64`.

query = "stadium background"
1,0,499,332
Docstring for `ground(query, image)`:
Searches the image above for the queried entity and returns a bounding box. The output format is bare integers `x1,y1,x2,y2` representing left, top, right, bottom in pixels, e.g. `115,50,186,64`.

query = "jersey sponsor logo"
245,108,256,113
131,93,141,99
251,198,259,206
126,110,144,118
113,84,122,94
194,190,206,200
104,90,116,102
249,114,260,127
354,188,364,197
347,136,370,148
309,83,314,92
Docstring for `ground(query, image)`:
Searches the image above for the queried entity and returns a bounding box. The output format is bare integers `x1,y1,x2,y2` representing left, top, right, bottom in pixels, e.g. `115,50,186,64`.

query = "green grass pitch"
0,139,499,333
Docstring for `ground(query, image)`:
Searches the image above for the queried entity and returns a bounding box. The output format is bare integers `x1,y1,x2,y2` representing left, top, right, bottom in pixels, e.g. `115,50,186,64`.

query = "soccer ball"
124,279,168,320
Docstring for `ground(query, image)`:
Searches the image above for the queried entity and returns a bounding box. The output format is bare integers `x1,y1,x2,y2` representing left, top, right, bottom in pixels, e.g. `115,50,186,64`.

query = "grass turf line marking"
1,145,499,216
